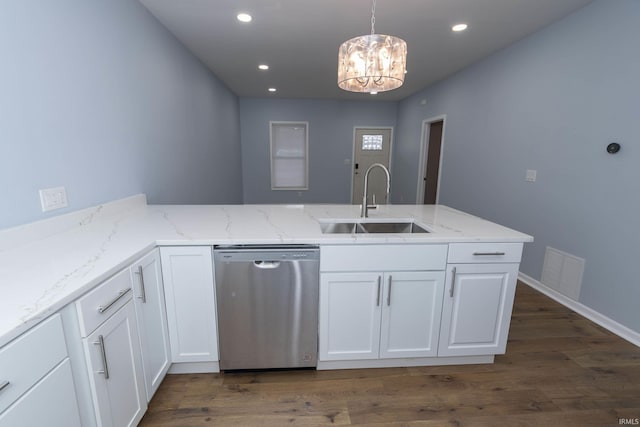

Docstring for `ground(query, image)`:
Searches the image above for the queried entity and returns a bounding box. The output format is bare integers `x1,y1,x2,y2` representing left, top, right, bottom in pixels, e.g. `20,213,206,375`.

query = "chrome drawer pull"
97,288,132,313
134,266,147,303
450,267,457,298
473,252,506,256
94,335,110,379
0,381,10,393
387,275,393,306
376,276,382,306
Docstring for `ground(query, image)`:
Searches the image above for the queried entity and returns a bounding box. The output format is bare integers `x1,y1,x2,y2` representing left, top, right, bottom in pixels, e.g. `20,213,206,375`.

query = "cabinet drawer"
321,244,447,272
447,243,523,264
0,314,68,413
0,359,81,426
76,268,133,336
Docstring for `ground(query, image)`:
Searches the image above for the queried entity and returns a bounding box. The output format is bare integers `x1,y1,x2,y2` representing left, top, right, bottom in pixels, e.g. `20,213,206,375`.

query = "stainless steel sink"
319,222,361,234
319,221,429,234
359,222,429,234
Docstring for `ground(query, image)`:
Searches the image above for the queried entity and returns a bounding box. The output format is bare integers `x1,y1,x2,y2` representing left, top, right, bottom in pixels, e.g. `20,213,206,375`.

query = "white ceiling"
139,0,593,101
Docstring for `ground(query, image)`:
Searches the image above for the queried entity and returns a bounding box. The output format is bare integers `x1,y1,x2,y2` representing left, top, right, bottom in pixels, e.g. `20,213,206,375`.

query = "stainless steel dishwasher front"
213,245,320,370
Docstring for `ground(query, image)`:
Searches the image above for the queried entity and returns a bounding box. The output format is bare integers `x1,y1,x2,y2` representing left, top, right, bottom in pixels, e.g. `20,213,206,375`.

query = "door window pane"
270,122,308,190
362,134,383,150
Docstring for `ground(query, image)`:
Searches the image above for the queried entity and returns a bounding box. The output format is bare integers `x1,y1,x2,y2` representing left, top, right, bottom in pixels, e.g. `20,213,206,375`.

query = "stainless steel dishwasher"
213,245,319,370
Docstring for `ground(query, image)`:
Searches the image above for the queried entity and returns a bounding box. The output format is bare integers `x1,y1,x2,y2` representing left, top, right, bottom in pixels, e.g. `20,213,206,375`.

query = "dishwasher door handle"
253,261,281,269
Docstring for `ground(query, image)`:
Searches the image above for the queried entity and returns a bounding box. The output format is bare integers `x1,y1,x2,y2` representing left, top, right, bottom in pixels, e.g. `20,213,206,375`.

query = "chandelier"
337,0,407,93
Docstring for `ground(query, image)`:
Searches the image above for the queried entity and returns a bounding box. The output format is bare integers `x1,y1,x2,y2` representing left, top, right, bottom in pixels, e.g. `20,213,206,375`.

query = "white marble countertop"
0,195,532,347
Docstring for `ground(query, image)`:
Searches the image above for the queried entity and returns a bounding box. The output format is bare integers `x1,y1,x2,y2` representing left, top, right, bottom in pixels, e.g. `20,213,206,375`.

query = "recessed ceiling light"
237,13,252,23
452,23,468,32
268,88,277,92
258,64,269,70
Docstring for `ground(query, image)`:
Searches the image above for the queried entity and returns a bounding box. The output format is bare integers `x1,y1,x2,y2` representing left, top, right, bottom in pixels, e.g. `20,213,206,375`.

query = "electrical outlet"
39,186,68,212
525,169,537,182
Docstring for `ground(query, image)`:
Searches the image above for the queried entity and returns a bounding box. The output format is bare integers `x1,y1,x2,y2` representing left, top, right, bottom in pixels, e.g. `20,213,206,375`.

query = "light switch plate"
39,186,68,212
525,169,537,182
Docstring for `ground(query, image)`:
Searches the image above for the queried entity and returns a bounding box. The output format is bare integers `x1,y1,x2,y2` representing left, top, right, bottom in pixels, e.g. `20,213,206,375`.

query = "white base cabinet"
0,359,81,427
130,249,171,401
438,263,519,356
0,314,82,427
379,271,445,359
319,271,445,361
160,246,219,364
320,272,381,361
75,268,147,427
83,302,146,427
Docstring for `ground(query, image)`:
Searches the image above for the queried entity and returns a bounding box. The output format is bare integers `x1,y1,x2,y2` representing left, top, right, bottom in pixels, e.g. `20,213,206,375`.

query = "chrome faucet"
361,163,391,218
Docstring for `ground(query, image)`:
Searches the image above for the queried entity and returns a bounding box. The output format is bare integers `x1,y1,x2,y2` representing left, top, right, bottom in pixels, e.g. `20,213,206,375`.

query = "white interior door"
352,128,392,204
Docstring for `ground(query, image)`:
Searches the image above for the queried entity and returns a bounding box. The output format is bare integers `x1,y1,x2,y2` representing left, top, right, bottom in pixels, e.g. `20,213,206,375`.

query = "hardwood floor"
140,283,640,426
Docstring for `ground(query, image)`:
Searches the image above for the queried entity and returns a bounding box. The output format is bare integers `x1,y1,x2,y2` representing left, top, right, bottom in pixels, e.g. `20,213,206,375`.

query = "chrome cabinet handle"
376,276,381,306
134,266,147,303
97,288,132,314
387,275,393,306
0,380,10,393
93,335,110,379
473,252,506,256
449,267,457,297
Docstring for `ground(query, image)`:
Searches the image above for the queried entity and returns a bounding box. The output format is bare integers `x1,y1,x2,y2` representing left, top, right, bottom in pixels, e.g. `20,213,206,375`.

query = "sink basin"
318,222,361,234
359,222,429,234
319,220,429,234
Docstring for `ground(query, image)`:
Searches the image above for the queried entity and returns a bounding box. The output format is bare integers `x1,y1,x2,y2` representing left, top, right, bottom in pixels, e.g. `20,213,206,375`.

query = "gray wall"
0,0,243,229
239,98,397,204
393,0,639,332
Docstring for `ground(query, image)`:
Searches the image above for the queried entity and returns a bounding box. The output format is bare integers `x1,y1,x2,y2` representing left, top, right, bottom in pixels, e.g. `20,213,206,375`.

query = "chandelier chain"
370,0,376,35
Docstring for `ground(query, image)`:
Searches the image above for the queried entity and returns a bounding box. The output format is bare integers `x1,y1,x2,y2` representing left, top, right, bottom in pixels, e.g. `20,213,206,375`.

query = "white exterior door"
131,249,171,401
352,128,392,204
379,271,445,359
319,272,382,361
438,263,519,356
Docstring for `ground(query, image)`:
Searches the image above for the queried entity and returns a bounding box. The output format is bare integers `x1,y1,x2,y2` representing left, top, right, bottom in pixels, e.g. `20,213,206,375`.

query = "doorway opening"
416,116,445,204
351,127,393,205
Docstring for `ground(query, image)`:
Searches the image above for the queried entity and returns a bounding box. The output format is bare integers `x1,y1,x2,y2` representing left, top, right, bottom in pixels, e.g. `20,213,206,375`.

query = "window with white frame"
270,121,308,190
362,134,384,150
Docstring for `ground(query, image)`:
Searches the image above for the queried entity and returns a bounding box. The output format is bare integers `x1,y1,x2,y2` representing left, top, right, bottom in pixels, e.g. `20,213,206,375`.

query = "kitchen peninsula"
0,195,532,426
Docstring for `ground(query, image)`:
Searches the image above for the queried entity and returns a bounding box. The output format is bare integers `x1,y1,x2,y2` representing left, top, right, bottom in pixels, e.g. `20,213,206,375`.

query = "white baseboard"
518,272,640,348
317,355,494,370
168,361,220,374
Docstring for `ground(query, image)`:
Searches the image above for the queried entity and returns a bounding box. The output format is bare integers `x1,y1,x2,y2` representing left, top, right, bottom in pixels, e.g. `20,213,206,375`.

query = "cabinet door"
131,249,171,401
438,263,519,356
319,272,382,361
379,271,445,359
84,302,146,427
0,359,81,427
160,246,218,363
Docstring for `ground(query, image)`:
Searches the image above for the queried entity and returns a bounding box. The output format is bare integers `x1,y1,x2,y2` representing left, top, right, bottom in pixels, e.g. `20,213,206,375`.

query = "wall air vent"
541,246,585,300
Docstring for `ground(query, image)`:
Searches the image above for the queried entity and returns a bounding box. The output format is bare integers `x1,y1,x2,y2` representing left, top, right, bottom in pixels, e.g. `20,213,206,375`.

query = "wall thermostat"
606,142,621,154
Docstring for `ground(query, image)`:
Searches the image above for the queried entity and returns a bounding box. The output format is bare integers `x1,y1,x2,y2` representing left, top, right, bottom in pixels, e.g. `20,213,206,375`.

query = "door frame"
416,115,446,204
351,126,394,204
